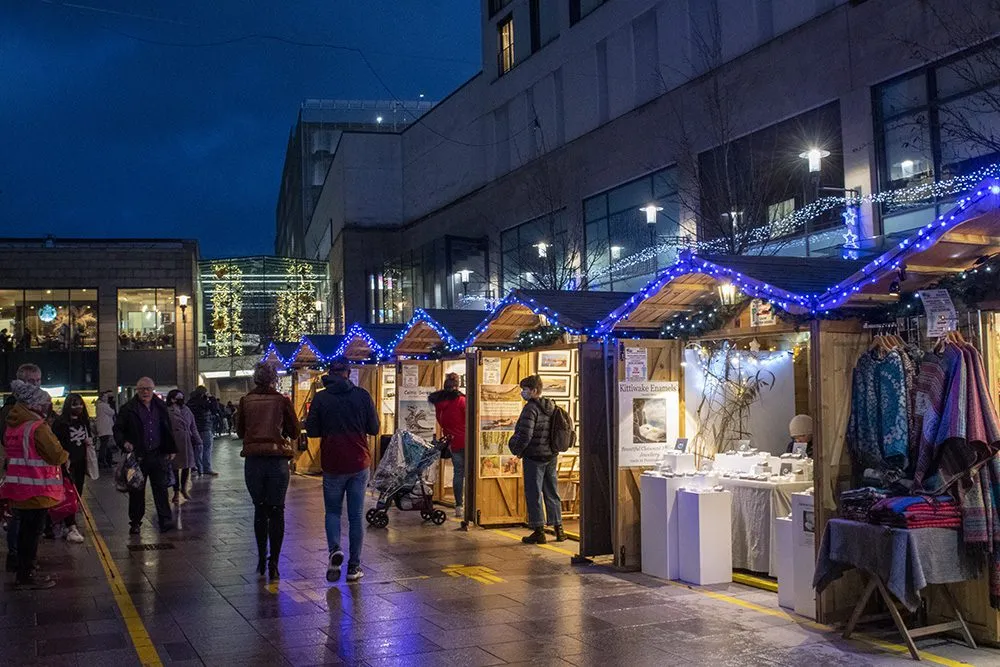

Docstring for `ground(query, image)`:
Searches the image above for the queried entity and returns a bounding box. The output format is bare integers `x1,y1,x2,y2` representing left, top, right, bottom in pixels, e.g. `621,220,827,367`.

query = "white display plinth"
661,452,696,474
677,489,732,586
774,516,794,610
791,491,816,619
640,474,686,580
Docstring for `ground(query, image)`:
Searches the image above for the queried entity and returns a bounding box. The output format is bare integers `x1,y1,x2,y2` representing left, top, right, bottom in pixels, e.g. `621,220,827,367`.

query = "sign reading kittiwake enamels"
617,381,680,468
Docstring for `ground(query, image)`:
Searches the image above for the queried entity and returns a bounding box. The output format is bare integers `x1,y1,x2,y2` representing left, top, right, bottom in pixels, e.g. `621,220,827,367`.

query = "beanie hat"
253,361,279,388
11,380,51,412
789,414,813,438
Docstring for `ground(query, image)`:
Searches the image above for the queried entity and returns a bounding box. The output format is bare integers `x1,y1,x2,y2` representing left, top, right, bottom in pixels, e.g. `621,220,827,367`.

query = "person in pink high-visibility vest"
1,380,68,589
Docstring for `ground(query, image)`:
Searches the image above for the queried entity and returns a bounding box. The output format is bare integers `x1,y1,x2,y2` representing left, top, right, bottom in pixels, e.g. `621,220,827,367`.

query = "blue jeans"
199,430,214,474
323,469,370,568
452,451,465,507
523,457,562,529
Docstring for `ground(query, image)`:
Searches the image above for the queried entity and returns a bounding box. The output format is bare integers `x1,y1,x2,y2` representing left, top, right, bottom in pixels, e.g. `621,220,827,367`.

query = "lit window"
498,15,515,76
117,288,176,350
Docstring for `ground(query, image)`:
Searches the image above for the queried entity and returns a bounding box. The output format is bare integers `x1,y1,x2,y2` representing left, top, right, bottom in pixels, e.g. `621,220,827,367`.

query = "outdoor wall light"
799,148,830,173
534,242,549,258
610,245,623,260
177,295,190,323
640,204,663,224
717,282,738,306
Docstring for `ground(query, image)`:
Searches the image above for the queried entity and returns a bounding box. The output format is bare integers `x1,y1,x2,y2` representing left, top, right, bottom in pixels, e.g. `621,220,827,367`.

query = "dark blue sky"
0,1,481,257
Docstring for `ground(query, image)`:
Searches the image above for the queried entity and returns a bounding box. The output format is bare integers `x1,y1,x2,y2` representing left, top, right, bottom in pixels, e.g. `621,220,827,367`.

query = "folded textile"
839,487,888,522
869,494,961,530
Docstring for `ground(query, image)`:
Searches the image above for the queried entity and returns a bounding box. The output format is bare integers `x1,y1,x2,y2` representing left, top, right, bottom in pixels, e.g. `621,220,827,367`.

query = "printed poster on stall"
479,384,522,478
624,346,648,381
397,385,435,439
617,381,680,468
401,364,419,388
919,289,958,337
349,368,360,386
483,356,502,385
750,299,777,327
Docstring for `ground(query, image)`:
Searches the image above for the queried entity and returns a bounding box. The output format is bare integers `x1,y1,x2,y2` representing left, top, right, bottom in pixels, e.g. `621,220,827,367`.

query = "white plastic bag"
86,443,100,481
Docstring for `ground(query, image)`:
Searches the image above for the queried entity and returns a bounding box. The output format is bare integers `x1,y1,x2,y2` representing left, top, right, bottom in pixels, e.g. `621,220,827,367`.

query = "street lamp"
610,245,623,260
456,269,472,295
534,242,549,258
799,148,830,173
640,204,663,224
177,294,190,323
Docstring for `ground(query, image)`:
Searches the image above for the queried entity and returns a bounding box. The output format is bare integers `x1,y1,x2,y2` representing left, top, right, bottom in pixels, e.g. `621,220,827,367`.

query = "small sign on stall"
624,347,648,381
483,356,502,385
918,289,958,337
750,299,777,327
617,381,680,467
401,364,419,388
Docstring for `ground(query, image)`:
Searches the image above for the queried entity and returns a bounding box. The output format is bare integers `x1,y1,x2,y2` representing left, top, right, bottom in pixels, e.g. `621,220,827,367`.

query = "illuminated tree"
273,260,316,340
212,263,244,357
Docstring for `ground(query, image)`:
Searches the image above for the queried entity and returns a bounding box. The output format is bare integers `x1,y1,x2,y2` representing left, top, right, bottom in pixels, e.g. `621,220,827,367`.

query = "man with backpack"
507,374,574,544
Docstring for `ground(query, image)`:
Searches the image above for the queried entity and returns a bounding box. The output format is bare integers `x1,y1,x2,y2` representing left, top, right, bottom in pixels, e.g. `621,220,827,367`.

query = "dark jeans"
128,454,173,528
323,469,369,568
6,512,19,559
199,430,214,474
98,435,115,467
245,456,291,506
15,508,47,580
452,450,465,507
523,457,562,529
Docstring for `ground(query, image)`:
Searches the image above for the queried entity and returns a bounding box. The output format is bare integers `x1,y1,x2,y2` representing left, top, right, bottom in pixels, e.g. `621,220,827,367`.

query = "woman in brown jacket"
237,361,300,580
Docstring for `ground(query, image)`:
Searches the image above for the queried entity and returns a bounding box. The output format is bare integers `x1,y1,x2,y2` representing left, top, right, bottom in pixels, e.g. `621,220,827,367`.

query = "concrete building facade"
278,0,1000,328
0,238,199,402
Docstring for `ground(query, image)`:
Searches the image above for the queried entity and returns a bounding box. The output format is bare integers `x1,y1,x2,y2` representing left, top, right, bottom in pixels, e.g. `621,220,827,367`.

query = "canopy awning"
261,341,298,367
391,308,486,356
335,324,404,361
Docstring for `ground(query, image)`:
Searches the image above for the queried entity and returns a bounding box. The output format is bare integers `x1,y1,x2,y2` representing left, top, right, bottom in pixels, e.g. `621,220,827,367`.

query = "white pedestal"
677,489,733,586
791,492,816,619
661,452,696,474
775,516,794,610
640,474,686,580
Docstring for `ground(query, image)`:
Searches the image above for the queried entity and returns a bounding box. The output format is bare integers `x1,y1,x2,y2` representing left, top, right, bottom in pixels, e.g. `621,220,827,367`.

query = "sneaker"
129,524,141,535
346,566,364,582
327,550,344,582
65,526,85,544
15,573,55,590
454,505,464,518
522,528,547,544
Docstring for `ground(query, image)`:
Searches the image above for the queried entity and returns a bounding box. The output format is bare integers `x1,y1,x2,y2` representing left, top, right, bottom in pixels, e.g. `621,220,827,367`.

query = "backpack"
549,405,576,453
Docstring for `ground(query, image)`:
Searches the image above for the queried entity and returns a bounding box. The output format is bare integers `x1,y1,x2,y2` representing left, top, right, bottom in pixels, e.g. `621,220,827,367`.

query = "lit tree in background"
212,263,244,357
273,260,316,340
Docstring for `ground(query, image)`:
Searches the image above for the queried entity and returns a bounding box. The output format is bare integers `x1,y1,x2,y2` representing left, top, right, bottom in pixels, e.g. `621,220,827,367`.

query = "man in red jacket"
429,373,466,518
306,361,379,583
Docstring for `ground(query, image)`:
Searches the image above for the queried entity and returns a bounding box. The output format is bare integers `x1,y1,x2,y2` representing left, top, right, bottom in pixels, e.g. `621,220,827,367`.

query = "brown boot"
554,525,568,542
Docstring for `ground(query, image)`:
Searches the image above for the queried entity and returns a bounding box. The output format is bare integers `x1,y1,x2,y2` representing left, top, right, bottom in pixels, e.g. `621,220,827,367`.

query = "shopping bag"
115,453,144,493
49,475,79,523
86,443,100,481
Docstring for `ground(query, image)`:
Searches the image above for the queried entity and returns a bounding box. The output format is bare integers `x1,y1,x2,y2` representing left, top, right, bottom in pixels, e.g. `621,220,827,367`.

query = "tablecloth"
813,518,980,611
718,478,812,575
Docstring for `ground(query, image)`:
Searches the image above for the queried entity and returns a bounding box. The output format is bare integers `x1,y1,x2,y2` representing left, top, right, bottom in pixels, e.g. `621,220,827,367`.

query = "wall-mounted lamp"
456,269,473,295
640,204,663,224
177,294,190,324
717,282,738,306
610,245,623,260
534,242,549,258
799,147,831,173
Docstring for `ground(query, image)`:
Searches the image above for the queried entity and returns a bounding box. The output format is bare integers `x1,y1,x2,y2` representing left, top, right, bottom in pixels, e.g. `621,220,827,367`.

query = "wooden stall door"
579,340,614,558
292,370,323,474
354,365,382,475
473,351,532,526
613,340,683,570
396,361,446,499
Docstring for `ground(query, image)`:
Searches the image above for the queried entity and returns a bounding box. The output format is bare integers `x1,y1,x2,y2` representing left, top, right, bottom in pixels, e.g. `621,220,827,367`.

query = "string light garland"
334,323,389,361
658,300,747,340
387,308,468,356
510,325,565,350
274,260,318,341
211,262,244,357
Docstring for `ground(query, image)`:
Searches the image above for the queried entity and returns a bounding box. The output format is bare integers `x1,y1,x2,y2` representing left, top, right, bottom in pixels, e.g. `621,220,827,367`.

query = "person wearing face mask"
51,393,93,544
508,375,566,544
1,381,68,589
165,389,201,504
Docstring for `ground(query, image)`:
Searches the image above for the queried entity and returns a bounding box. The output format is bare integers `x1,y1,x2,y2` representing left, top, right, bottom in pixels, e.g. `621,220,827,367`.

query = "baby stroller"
366,431,449,528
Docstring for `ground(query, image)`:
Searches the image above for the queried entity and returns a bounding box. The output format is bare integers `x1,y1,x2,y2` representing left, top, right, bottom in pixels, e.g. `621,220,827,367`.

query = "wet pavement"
3,436,1000,666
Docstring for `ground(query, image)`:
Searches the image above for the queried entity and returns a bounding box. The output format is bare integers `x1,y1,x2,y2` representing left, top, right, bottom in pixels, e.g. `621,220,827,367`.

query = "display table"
678,489,732,585
640,473,687,580
717,478,812,576
814,518,979,660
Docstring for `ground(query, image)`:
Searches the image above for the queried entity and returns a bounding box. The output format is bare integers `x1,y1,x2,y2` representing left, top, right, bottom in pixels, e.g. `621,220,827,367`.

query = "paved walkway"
2,436,999,666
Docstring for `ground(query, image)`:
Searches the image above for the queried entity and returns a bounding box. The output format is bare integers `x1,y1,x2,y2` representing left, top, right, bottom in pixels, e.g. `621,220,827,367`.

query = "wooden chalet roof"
391,309,487,356
337,324,404,361
286,334,343,366
466,289,635,346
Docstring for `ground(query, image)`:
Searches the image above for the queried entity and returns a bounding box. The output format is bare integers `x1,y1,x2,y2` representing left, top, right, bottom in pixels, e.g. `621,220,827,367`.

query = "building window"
583,167,681,292
497,15,515,77
530,0,559,54
875,43,1000,234
0,289,98,352
488,0,513,18
570,0,606,25
118,288,176,350
501,212,575,292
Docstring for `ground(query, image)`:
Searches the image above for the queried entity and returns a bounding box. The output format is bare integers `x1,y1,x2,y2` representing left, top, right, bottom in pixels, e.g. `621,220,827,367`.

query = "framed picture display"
537,349,572,373
539,374,571,397
553,399,571,414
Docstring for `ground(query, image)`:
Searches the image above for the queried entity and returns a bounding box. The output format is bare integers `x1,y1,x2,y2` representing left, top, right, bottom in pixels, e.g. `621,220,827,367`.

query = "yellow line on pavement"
491,528,577,556
663,581,972,666
81,504,164,667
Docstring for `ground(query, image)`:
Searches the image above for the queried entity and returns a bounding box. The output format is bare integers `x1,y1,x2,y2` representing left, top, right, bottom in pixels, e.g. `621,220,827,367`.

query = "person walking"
1,381,68,589
51,393,92,544
306,361,379,583
165,390,201,504
95,392,116,468
428,373,467,518
187,387,216,477
114,377,177,534
226,401,237,435
508,375,566,544
237,362,300,580
1,364,44,574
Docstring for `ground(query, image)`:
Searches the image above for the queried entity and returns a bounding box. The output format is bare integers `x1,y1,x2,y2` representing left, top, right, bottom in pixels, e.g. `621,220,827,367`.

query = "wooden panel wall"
351,364,382,475
292,370,324,474
473,351,533,526
613,339,684,570
580,340,614,557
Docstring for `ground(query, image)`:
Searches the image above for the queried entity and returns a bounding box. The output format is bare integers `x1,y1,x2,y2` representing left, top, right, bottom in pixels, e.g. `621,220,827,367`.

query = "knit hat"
11,380,51,412
789,414,813,438
253,361,279,388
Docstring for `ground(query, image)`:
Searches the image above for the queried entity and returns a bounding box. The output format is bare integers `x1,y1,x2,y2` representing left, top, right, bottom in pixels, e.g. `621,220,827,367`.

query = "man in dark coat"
114,377,177,534
306,361,379,584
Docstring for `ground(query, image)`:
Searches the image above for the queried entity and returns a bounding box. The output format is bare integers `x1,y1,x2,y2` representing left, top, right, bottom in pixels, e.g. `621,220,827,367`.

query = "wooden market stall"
261,341,299,396
333,323,404,471
463,289,634,545
282,334,343,474
389,309,485,505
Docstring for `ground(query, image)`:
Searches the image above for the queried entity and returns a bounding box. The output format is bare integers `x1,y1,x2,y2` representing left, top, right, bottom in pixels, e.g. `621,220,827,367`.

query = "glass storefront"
118,288,176,350
0,288,98,351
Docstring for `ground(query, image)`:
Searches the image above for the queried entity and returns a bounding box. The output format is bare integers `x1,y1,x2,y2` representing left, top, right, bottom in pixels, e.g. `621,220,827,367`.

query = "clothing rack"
893,311,981,351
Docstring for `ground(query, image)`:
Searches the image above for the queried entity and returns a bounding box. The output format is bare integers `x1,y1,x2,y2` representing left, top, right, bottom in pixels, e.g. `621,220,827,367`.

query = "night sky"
0,1,481,258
